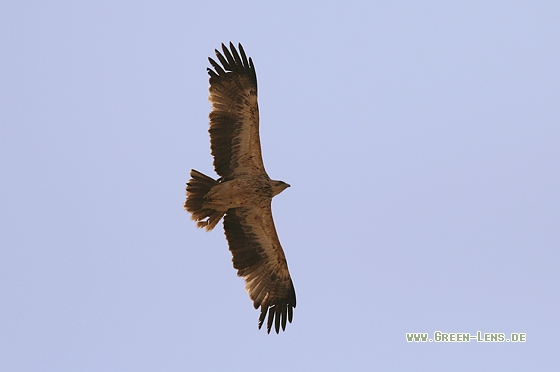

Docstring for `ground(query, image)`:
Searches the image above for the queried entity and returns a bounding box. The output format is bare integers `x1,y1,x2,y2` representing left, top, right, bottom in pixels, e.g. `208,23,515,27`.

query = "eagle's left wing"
223,206,296,333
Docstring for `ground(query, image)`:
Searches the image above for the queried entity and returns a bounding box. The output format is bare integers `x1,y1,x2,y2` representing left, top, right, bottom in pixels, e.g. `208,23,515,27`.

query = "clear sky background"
1,1,559,371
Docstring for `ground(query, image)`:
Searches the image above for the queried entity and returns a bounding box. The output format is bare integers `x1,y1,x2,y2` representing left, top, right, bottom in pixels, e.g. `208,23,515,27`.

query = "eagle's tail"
185,169,225,231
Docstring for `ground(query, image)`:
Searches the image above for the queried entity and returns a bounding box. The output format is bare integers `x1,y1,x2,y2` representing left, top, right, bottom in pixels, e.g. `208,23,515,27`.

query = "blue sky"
1,1,559,370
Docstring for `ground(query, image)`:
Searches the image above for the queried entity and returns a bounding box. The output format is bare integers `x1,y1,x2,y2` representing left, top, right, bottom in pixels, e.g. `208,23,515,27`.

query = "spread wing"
207,42,266,180
224,207,296,333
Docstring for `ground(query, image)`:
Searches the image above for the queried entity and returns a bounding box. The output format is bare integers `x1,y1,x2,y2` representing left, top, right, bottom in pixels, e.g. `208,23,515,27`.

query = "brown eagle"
184,43,296,333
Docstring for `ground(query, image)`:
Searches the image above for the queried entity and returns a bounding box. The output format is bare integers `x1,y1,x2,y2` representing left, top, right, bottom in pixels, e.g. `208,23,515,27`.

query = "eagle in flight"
184,43,296,333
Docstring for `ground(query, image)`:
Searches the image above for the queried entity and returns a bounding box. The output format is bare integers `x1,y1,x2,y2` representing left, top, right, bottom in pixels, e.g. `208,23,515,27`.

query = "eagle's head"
271,180,290,197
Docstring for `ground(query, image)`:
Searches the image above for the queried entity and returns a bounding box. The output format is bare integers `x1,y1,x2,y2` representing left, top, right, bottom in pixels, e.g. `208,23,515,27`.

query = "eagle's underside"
184,42,296,334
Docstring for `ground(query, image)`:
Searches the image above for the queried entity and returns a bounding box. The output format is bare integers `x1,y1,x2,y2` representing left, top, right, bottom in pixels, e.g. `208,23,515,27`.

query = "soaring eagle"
185,43,296,333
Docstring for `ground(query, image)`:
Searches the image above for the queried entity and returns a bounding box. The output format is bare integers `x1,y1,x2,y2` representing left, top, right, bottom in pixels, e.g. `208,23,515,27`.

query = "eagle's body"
184,43,296,334
204,175,286,210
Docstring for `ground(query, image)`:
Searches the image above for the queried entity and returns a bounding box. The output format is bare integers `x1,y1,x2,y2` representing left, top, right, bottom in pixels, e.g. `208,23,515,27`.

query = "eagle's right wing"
207,43,267,180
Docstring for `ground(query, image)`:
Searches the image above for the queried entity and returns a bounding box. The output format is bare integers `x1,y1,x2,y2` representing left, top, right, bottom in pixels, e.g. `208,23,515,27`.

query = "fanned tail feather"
184,169,224,231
